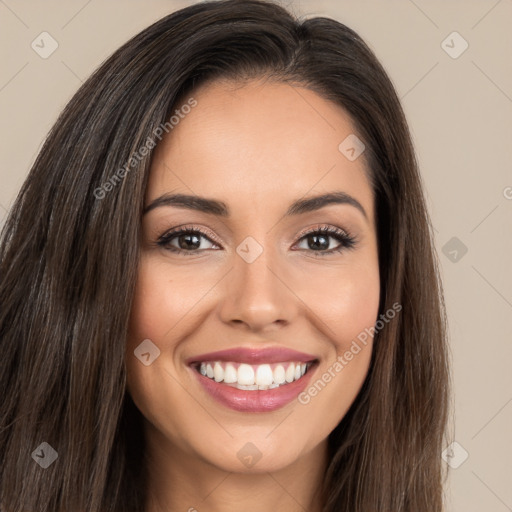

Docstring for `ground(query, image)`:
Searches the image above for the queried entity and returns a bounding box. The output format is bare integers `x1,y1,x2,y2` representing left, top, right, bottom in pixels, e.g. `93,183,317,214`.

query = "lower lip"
191,364,317,412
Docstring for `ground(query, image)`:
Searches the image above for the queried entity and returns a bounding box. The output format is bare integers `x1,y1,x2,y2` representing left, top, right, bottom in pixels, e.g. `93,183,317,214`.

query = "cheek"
127,256,212,346
294,263,379,433
125,258,185,404
291,254,380,353
125,257,203,437
328,269,380,350
125,255,225,413
127,249,380,376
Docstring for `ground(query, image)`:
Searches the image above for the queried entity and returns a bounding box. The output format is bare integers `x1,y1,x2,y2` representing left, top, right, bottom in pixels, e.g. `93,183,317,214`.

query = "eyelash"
156,224,357,257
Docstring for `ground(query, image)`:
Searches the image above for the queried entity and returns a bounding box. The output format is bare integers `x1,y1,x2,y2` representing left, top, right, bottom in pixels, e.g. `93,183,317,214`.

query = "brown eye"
294,226,357,255
157,227,219,254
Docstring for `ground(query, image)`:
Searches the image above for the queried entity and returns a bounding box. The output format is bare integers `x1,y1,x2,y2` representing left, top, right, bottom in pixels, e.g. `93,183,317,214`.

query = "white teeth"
273,365,286,385
197,360,313,388
237,364,255,385
223,363,237,383
255,364,273,386
285,363,295,383
213,362,224,382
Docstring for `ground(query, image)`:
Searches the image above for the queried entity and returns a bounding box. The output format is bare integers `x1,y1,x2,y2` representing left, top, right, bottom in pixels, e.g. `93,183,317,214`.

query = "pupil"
309,234,329,250
179,234,200,250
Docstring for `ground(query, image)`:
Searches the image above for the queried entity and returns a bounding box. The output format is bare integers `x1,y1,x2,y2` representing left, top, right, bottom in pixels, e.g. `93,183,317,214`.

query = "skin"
126,78,380,512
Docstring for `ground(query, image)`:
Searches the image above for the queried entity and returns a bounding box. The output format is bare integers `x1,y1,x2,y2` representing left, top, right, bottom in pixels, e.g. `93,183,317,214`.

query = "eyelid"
294,223,352,241
156,222,357,255
157,224,222,247
291,224,358,255
158,223,352,244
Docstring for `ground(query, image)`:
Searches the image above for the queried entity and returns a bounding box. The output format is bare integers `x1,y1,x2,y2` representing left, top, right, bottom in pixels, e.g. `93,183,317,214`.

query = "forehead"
147,79,374,221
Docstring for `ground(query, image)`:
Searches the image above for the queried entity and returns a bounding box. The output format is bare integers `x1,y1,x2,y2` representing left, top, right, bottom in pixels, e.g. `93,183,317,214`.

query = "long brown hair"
0,1,450,510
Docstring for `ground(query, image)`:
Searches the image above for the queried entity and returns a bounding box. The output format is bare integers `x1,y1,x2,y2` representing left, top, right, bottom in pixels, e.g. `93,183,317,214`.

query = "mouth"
186,347,318,412
193,360,314,390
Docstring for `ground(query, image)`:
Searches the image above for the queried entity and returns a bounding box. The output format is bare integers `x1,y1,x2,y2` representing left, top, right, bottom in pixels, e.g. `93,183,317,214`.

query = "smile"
195,361,313,390
187,347,318,412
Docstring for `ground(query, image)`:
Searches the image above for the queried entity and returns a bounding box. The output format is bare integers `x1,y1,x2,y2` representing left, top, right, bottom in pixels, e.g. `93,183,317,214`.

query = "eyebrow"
143,191,367,220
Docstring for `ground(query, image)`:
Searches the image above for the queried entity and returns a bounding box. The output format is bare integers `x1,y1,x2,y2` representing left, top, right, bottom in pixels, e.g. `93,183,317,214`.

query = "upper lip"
186,347,318,365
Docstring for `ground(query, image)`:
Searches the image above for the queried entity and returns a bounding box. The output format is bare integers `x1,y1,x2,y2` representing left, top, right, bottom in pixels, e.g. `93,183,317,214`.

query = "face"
126,79,380,475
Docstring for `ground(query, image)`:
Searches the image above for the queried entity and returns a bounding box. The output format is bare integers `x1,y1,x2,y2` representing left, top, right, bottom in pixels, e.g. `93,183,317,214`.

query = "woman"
0,0,451,510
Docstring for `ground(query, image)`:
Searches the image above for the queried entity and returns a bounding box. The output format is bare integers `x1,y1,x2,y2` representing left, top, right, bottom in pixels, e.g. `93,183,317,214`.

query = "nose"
217,245,298,333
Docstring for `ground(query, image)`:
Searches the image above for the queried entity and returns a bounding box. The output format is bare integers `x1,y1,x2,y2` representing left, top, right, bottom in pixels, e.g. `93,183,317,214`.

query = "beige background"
1,0,511,510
